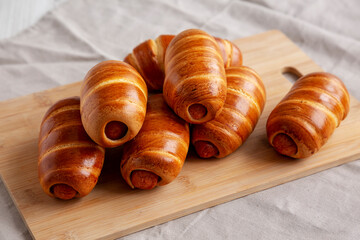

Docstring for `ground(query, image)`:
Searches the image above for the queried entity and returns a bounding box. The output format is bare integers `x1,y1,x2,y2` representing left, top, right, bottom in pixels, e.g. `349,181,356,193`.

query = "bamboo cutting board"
0,30,360,240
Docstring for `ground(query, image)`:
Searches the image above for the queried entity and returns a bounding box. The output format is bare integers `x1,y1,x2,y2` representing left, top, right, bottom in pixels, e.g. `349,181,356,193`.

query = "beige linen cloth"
1,0,359,239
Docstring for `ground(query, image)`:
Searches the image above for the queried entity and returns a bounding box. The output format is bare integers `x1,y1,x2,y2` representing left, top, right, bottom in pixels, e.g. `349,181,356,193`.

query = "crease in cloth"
176,209,209,239
51,11,116,60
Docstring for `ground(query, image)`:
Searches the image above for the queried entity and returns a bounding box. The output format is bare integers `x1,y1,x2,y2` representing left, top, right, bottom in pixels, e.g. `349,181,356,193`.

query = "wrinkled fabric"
0,0,359,239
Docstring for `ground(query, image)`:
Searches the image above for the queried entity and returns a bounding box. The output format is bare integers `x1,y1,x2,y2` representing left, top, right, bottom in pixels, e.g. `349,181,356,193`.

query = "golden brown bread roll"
124,34,242,92
38,97,105,200
266,72,350,158
121,94,190,189
191,66,266,158
215,37,243,68
163,29,227,124
80,60,148,148
124,35,174,91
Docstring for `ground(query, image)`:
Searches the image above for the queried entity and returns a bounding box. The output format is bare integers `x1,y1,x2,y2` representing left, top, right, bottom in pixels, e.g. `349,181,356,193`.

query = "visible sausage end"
52,184,77,200
194,141,219,158
131,170,159,190
272,133,297,157
105,121,128,140
188,104,207,120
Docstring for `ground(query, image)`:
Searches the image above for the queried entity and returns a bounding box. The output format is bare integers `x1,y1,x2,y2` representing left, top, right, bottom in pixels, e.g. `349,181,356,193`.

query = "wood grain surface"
0,30,359,240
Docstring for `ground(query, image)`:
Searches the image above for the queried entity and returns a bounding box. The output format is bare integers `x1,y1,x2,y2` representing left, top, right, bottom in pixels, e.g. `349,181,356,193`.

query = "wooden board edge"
96,151,360,240
0,81,81,106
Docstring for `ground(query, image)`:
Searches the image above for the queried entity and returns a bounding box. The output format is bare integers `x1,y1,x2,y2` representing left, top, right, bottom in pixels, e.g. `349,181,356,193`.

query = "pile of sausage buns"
38,29,350,200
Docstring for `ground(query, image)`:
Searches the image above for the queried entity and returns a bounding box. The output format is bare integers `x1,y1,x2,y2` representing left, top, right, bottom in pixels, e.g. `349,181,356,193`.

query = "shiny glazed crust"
191,66,266,158
214,37,243,68
38,97,105,198
124,34,242,92
121,94,190,188
266,72,350,158
80,60,148,148
163,29,227,124
124,35,174,91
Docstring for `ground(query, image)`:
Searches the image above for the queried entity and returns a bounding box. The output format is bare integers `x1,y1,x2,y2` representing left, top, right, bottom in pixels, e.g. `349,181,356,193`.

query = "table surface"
0,1,359,240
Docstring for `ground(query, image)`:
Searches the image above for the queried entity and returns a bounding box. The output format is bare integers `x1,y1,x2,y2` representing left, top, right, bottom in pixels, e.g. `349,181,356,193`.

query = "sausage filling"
131,170,159,190
51,184,77,200
194,140,219,158
272,133,297,157
105,121,128,140
188,104,207,120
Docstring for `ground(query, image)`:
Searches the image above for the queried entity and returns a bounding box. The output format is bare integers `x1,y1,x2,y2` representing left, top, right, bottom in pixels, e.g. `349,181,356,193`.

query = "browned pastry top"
124,35,174,91
38,97,104,199
121,94,190,188
163,29,227,124
124,34,242,92
80,60,148,148
267,72,350,158
191,66,266,158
